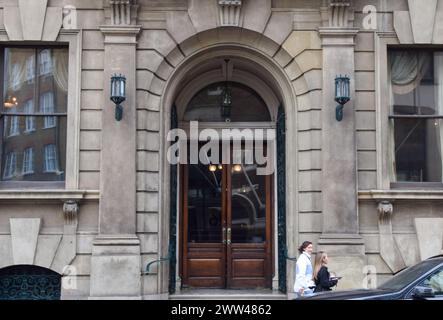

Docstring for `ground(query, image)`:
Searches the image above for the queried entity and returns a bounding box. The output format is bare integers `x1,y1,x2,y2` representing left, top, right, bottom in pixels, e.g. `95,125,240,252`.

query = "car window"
378,259,442,291
420,267,443,295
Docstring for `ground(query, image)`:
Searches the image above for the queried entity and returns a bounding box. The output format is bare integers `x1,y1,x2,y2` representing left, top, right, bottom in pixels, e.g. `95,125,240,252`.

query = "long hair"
313,251,328,281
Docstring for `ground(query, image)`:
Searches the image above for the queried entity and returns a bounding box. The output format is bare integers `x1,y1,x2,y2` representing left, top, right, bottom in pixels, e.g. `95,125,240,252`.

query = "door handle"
222,227,226,244
227,227,231,245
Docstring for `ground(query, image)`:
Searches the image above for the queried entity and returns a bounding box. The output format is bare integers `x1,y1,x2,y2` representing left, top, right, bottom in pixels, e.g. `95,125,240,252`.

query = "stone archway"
136,26,322,296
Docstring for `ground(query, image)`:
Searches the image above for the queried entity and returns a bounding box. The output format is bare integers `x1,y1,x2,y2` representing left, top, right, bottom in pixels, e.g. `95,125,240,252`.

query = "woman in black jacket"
313,251,338,293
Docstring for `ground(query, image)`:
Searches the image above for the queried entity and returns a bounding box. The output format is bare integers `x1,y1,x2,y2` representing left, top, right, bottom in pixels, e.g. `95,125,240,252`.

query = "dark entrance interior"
181,144,273,289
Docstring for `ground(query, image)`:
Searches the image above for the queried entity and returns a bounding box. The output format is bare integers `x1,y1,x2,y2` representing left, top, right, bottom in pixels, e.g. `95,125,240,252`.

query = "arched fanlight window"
183,82,271,122
0,265,61,300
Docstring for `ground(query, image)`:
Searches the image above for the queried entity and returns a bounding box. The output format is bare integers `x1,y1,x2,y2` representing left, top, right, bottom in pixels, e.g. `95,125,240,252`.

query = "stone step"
170,289,288,300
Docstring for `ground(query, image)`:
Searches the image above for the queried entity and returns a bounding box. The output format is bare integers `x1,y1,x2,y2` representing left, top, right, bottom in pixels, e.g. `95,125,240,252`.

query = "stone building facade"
0,0,442,300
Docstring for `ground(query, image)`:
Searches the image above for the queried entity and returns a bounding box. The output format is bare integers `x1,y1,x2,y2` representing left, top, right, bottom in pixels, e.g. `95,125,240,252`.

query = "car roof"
426,254,443,260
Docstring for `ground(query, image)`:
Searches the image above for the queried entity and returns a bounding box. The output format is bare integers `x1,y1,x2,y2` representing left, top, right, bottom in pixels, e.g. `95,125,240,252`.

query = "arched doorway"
0,265,61,300
173,58,282,290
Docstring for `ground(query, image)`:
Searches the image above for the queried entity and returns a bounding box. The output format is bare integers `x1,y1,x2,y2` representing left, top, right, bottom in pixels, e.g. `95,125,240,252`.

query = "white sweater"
293,252,315,293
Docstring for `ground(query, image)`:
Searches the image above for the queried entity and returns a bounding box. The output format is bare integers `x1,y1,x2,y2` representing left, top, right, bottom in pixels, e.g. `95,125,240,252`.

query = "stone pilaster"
317,0,365,289
89,8,142,298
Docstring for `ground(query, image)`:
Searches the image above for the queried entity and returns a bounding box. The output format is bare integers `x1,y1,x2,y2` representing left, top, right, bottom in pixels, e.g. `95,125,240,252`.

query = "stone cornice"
99,25,142,44
99,25,142,35
0,190,99,201
318,27,359,46
318,27,359,37
92,235,141,246
359,190,443,200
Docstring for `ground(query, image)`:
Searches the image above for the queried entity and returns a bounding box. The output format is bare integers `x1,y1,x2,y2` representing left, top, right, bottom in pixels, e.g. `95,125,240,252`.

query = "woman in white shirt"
293,241,315,296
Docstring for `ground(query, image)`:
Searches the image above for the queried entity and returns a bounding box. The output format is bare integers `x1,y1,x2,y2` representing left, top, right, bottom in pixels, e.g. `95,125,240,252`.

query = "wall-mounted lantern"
110,74,126,121
221,59,232,122
334,75,350,122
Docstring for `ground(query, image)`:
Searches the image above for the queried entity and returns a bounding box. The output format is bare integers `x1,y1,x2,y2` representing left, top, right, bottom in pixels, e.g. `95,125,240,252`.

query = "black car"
298,255,443,300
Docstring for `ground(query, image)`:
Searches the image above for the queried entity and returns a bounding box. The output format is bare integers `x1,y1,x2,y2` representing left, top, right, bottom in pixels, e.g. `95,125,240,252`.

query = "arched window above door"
0,265,61,300
183,82,271,122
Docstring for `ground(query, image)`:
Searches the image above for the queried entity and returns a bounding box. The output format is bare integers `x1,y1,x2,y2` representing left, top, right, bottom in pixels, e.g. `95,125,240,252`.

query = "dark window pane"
184,82,271,122
390,50,443,184
38,48,68,114
390,51,437,116
3,48,35,112
187,163,223,243
394,118,443,182
1,47,68,184
1,116,67,182
230,149,267,244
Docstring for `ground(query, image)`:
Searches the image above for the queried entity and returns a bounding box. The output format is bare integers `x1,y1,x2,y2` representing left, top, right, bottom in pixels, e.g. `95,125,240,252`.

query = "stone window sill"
0,189,99,201
359,190,443,200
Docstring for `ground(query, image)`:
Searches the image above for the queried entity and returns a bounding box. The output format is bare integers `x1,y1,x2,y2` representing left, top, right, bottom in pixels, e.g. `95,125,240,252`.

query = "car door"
406,265,443,300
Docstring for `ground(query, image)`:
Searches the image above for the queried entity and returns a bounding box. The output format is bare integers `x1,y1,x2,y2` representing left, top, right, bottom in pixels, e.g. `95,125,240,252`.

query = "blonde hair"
313,251,328,281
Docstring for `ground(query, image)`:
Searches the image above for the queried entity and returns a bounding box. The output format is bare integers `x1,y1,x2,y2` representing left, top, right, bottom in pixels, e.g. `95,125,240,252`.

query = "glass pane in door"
230,159,267,244
188,162,223,243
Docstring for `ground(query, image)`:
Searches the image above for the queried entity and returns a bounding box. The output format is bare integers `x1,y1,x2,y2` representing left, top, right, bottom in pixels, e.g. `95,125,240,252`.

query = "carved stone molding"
63,200,79,230
321,0,354,28
3,0,62,41
62,5,78,30
377,201,406,273
394,0,443,44
218,0,242,27
377,200,393,227
107,0,139,26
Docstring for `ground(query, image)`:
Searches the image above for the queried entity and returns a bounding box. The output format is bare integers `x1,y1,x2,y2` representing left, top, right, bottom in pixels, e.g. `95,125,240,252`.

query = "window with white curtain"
2,152,16,179
24,100,35,133
22,148,34,175
389,50,443,184
43,144,58,173
39,49,53,75
0,47,68,183
10,63,22,91
26,55,35,82
3,115,8,138
8,113,19,137
40,92,56,128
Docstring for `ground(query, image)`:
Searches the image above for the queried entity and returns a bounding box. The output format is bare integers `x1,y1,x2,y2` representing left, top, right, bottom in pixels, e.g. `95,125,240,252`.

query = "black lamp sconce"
110,74,126,121
334,75,350,121
221,59,232,122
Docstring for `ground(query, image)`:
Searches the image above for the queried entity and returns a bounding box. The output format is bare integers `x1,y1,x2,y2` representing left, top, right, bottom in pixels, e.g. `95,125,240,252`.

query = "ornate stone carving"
218,0,242,27
322,0,354,28
63,200,79,227
62,5,77,30
377,200,393,226
376,201,406,273
109,0,138,25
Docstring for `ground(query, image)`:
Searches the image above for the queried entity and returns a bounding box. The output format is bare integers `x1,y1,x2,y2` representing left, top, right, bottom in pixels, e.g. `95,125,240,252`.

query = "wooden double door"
181,154,273,289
